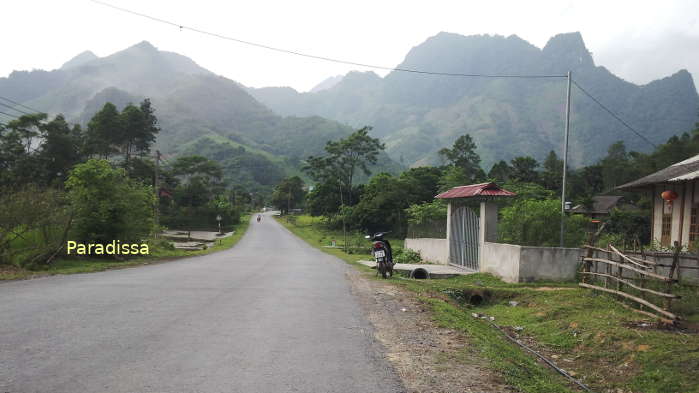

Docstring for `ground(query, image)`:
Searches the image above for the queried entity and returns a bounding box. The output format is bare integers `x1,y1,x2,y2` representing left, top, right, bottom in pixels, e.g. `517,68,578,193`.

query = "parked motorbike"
365,232,393,279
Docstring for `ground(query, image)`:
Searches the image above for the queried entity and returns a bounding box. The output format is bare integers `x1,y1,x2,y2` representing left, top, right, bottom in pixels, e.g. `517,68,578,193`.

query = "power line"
0,101,32,116
90,0,566,79
572,79,657,149
0,110,20,120
0,95,43,114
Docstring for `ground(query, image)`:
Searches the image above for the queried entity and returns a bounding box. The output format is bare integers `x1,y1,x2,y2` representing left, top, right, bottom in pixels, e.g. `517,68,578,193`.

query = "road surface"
0,214,404,393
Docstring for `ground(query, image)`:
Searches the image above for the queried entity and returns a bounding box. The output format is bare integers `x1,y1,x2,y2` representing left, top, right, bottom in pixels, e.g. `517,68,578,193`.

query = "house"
570,195,627,219
617,154,699,247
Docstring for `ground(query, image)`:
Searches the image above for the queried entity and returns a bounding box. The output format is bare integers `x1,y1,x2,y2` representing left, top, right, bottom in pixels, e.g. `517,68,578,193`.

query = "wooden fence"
579,242,683,323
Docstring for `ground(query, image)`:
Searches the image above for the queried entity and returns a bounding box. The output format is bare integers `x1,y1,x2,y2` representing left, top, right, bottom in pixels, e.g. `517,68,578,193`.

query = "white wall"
480,242,581,283
405,238,449,265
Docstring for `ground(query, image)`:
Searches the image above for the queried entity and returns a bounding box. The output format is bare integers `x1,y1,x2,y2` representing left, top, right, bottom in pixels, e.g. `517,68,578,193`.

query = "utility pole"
154,150,161,234
560,71,572,247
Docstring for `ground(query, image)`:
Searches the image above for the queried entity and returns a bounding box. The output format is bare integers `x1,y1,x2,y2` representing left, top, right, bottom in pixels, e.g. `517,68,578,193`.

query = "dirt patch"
347,269,513,393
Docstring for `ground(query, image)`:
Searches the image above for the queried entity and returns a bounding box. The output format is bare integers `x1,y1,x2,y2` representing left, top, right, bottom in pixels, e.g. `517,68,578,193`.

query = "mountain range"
1,32,697,184
0,41,400,191
248,32,699,168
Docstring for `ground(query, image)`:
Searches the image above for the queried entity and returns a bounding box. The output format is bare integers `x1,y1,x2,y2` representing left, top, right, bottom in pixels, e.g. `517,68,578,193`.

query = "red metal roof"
435,182,516,199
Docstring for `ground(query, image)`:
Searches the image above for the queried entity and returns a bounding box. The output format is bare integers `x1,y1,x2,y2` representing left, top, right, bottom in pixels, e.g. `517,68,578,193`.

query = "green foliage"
271,176,306,214
66,159,155,246
304,126,385,205
438,134,482,180
499,198,587,247
0,186,72,267
509,156,539,183
392,248,422,264
604,208,652,245
406,200,448,225
487,160,512,183
251,33,698,170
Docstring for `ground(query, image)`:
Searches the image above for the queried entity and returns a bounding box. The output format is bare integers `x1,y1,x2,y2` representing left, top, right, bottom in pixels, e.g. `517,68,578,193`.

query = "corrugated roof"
570,195,623,214
435,182,516,199
617,154,699,190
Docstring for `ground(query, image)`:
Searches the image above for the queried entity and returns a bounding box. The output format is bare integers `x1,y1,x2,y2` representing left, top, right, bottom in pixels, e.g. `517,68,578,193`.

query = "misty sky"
1,0,698,92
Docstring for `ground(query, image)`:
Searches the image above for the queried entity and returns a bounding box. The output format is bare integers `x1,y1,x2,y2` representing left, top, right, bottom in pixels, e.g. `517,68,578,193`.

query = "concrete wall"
405,238,449,265
518,246,581,282
481,242,520,282
480,242,582,283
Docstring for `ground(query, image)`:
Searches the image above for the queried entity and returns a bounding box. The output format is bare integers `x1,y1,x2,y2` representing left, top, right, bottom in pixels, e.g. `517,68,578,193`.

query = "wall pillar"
446,201,452,264
479,201,498,270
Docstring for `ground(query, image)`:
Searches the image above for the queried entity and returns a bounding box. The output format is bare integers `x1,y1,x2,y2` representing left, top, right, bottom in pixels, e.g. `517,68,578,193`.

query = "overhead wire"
89,0,660,151
89,0,566,79
0,110,20,120
0,95,43,114
571,80,657,148
0,101,32,116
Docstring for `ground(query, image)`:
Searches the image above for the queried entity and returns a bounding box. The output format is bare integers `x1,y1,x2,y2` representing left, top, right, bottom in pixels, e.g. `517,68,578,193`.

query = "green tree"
271,176,306,215
510,156,539,183
438,134,483,182
119,99,160,164
540,150,563,192
65,159,154,246
304,126,384,205
499,198,587,247
170,156,224,208
37,115,84,184
86,103,121,159
488,160,512,183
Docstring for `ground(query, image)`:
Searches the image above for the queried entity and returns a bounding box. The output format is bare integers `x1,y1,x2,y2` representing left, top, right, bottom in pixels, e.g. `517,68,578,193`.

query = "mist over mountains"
248,32,699,168
1,32,697,176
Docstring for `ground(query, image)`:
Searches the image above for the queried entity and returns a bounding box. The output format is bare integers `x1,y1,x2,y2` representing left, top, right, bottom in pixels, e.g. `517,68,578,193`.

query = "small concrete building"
618,154,699,248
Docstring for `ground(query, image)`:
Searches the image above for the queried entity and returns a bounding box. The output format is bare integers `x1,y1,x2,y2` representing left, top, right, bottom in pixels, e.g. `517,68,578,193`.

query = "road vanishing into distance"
1,214,404,393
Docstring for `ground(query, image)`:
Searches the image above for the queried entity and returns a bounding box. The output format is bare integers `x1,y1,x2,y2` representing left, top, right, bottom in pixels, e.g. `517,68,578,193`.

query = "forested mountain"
247,32,699,168
0,41,399,190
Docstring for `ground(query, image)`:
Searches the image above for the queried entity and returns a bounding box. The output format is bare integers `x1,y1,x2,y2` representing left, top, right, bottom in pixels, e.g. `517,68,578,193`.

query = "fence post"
665,241,681,311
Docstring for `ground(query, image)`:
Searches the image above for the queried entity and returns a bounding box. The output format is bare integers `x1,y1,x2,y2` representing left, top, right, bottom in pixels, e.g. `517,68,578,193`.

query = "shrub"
66,159,155,247
393,248,422,264
499,198,587,247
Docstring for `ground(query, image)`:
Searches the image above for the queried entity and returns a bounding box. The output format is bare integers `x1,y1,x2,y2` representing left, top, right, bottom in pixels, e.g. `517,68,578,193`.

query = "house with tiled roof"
618,154,699,247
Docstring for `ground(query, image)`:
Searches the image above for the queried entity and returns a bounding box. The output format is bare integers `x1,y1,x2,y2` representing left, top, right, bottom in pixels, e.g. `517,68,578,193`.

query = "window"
690,204,699,243
661,213,672,246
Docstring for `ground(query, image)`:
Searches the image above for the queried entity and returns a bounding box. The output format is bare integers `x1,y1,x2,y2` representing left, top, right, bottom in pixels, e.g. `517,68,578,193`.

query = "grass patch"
1,215,251,280
279,214,699,393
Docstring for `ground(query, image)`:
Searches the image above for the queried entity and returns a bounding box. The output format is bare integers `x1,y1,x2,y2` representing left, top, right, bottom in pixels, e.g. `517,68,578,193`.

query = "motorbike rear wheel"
377,260,389,279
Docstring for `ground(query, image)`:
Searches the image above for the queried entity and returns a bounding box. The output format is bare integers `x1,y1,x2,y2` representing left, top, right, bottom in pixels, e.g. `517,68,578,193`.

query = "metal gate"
449,205,479,270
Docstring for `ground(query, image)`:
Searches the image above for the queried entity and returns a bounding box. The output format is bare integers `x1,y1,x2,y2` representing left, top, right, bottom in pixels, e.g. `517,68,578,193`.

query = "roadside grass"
0,214,251,280
279,214,699,393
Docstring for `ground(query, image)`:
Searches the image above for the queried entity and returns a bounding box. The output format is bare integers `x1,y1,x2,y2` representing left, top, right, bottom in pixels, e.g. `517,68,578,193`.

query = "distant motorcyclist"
257,214,262,223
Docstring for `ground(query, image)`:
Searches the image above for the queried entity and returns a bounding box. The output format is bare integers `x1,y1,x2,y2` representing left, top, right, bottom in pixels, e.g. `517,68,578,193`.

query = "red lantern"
661,190,678,205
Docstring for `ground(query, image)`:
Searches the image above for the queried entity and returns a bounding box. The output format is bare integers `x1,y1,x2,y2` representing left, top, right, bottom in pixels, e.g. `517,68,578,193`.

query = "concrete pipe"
410,267,430,279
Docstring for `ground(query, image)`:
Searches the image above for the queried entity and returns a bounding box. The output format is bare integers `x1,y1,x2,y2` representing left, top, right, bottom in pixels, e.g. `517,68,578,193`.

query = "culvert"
410,267,429,279
467,289,492,306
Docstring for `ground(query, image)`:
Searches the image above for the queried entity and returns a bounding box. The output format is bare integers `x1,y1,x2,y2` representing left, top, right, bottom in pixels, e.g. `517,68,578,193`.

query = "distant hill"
310,75,344,93
0,41,401,191
247,32,699,168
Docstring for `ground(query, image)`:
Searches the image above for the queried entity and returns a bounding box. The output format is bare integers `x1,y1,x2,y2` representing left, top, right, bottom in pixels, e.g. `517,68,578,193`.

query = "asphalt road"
0,214,404,393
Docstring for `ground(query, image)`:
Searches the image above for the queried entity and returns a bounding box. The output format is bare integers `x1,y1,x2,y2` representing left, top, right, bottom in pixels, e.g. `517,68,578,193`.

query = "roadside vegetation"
1,100,256,277
278,214,699,393
1,215,251,280
288,126,699,250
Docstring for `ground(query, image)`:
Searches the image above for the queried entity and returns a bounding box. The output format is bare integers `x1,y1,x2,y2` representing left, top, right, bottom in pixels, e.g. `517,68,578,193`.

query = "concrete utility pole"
155,150,161,233
560,71,572,248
